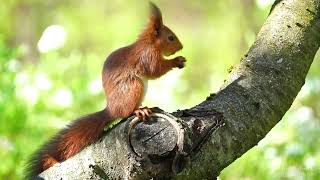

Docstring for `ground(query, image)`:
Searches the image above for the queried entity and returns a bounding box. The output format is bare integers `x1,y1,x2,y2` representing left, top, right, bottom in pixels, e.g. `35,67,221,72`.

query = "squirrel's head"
139,2,183,56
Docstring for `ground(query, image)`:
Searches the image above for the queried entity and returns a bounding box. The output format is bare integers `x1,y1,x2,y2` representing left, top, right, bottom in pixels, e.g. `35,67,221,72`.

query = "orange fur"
42,154,58,170
26,2,185,179
26,110,111,178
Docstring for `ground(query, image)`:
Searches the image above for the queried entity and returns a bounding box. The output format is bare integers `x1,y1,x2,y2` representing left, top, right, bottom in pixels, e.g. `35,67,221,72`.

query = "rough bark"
36,0,320,179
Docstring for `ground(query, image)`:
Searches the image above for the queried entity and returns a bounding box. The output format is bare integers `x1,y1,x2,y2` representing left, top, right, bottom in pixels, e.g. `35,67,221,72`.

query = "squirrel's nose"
179,43,183,50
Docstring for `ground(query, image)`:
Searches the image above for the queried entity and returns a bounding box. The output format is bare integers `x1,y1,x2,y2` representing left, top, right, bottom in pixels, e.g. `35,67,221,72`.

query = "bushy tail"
25,109,112,179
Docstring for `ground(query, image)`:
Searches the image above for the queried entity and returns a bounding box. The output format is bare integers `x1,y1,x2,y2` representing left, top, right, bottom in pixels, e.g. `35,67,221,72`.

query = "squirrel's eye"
168,35,175,41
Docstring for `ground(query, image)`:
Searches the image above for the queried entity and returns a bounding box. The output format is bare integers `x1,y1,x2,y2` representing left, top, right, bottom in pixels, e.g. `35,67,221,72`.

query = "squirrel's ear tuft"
149,2,163,36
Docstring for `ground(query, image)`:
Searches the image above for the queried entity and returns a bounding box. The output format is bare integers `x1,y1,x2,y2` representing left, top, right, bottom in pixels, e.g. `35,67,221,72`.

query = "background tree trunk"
37,0,320,179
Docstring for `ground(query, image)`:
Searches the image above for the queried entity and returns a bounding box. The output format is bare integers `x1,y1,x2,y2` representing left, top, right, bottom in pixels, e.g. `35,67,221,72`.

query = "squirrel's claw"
134,107,152,121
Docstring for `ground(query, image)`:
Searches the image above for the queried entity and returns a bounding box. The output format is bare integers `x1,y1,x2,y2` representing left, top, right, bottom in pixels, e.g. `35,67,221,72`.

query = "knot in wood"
127,113,183,157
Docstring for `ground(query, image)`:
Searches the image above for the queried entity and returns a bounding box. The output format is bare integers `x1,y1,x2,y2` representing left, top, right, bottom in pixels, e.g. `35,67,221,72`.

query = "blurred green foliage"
0,0,319,179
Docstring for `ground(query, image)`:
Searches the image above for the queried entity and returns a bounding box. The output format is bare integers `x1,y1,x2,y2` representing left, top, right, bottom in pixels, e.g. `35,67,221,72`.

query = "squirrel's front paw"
174,56,186,69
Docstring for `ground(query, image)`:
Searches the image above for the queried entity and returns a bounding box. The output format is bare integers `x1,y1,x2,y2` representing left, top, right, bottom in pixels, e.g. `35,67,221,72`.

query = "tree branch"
36,0,320,179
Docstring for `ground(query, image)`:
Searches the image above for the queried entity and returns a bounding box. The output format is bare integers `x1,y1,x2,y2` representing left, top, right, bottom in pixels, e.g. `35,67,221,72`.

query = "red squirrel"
26,2,185,178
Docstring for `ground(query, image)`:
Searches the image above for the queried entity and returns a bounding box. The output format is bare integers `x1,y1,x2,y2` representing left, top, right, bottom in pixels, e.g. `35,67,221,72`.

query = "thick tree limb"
37,0,320,179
